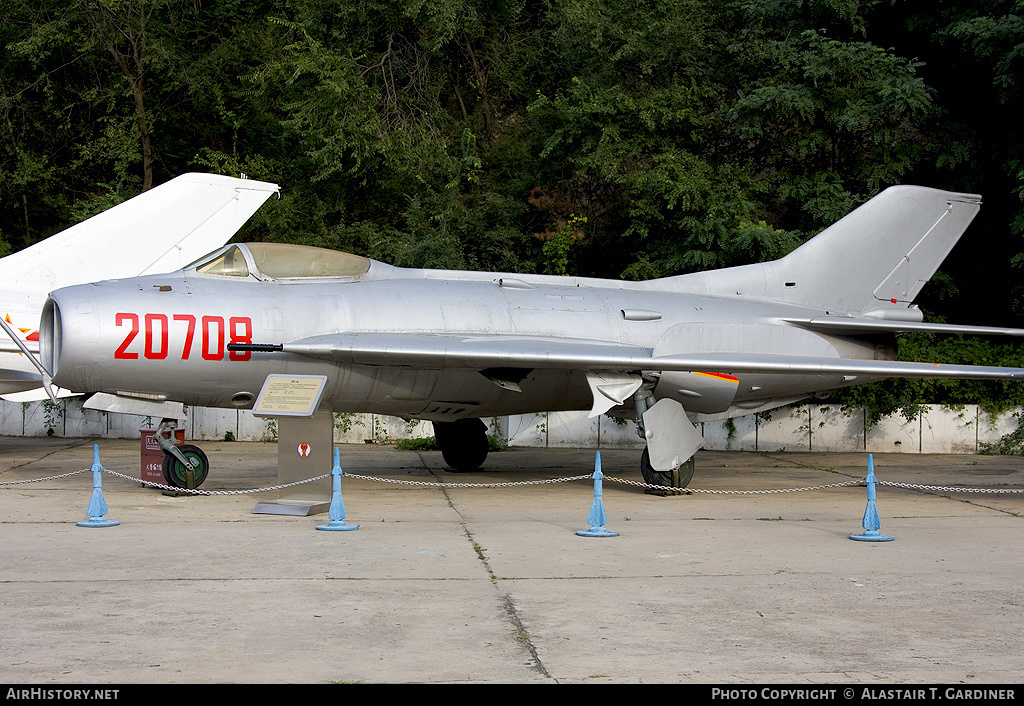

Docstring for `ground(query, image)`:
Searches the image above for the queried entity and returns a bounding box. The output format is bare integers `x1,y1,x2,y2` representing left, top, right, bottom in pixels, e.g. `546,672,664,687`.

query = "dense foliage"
2,0,1023,418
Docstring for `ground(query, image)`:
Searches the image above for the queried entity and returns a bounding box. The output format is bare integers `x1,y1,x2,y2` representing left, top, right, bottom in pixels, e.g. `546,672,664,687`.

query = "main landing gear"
153,418,210,489
633,385,697,494
640,447,695,493
432,419,489,472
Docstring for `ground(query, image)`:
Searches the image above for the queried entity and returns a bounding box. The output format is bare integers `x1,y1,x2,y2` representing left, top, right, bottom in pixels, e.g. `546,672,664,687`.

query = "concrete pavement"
1,436,1022,684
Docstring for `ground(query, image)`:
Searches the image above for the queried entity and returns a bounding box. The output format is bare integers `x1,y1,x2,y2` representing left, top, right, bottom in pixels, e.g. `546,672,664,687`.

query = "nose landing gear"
152,418,209,489
161,444,210,488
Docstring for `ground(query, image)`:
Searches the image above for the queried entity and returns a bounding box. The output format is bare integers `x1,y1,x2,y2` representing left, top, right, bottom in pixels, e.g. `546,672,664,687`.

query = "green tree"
236,0,540,270
723,3,936,232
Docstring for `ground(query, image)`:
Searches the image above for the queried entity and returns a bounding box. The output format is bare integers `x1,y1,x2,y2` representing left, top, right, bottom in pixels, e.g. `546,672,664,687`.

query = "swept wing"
235,331,1024,380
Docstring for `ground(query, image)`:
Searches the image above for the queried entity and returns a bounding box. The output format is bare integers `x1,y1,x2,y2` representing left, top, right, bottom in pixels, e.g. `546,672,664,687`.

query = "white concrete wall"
0,399,1019,454
505,404,1022,454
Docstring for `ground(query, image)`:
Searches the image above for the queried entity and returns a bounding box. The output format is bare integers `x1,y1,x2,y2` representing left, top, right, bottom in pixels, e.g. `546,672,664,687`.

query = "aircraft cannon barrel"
227,343,283,352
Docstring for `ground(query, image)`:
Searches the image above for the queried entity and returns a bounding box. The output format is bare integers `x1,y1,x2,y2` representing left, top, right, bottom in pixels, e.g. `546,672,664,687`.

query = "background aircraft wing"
0,173,280,294
0,339,36,355
237,332,1024,380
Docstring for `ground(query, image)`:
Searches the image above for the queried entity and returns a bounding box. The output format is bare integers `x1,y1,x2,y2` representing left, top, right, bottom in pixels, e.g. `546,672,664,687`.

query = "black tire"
640,447,695,489
433,419,489,472
162,444,210,488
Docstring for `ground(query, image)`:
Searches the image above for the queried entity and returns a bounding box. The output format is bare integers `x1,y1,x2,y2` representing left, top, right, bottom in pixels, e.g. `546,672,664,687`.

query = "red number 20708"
114,313,253,361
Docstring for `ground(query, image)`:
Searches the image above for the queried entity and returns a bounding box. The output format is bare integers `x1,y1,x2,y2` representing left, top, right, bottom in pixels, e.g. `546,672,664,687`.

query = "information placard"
252,374,328,417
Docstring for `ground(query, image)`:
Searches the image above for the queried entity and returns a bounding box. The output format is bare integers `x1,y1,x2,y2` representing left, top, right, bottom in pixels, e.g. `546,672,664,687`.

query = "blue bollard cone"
317,448,359,531
77,445,119,528
850,454,893,542
577,451,618,537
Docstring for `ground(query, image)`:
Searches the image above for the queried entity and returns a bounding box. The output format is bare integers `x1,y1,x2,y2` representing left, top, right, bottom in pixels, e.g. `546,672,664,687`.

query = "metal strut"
0,315,58,403
153,418,195,470
632,384,656,440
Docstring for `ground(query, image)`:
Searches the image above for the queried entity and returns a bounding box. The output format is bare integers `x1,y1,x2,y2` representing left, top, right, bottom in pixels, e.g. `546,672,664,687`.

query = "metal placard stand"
250,375,333,516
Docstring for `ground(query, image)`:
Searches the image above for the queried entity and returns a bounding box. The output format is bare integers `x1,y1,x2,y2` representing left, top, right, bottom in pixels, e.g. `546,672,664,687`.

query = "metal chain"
3,468,1024,496
0,468,330,495
99,469,332,496
0,469,89,485
877,480,1024,494
342,472,594,488
604,477,865,494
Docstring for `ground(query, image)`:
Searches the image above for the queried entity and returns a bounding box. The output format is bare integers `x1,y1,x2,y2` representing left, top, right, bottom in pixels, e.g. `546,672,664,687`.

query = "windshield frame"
187,243,372,280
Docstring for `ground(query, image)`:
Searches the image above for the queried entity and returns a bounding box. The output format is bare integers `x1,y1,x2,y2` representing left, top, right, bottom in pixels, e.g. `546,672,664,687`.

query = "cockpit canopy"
194,242,371,279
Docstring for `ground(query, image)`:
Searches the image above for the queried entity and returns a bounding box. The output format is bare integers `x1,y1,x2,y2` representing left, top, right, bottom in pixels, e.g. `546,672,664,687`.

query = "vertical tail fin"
660,186,982,316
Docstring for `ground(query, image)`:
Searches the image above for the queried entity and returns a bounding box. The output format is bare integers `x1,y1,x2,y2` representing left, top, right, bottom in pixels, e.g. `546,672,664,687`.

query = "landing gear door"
642,398,704,471
585,371,643,418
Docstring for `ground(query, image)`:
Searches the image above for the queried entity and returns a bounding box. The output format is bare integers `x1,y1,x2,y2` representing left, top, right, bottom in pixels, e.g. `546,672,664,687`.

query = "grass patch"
395,435,509,452
395,436,439,451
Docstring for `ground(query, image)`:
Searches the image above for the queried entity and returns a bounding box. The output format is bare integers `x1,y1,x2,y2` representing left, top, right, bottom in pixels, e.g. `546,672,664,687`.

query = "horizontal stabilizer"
786,316,1024,337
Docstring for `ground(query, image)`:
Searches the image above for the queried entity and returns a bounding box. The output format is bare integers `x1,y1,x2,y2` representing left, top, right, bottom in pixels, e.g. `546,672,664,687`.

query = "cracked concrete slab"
1,437,1022,684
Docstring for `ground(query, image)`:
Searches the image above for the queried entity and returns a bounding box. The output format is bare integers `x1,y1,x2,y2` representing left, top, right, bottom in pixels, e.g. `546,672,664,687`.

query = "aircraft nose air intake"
40,297,62,377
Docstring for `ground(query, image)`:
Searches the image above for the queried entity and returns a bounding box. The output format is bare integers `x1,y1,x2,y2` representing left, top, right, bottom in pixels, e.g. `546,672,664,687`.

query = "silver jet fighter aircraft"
38,186,1024,488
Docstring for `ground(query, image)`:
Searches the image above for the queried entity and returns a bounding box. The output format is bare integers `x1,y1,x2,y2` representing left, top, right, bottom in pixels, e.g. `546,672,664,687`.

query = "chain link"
603,477,866,494
877,480,1024,494
0,469,89,485
342,473,594,488
99,469,332,495
0,468,330,496
3,468,1024,496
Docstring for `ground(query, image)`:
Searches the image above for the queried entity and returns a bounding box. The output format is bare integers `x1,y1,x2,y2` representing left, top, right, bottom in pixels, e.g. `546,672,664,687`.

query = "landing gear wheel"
161,444,210,488
640,447,694,494
433,419,489,472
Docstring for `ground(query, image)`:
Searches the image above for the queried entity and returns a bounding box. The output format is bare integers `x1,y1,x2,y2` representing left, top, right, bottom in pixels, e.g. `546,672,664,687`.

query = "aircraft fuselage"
41,260,886,422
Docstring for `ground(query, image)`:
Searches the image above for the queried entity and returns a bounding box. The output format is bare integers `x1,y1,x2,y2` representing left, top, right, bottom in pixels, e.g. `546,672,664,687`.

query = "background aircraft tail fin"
0,173,279,295
659,186,982,316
